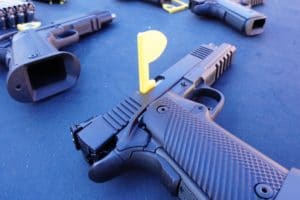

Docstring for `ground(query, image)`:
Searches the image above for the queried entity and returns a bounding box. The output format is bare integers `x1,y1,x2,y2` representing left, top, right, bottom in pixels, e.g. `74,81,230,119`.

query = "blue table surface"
0,0,300,199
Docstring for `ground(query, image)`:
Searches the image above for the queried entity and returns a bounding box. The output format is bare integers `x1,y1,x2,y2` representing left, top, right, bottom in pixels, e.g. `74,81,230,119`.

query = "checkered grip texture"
243,0,264,7
150,96,288,200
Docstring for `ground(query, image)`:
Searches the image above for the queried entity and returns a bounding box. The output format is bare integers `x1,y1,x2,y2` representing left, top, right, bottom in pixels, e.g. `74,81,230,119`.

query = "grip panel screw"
255,183,274,199
157,105,168,113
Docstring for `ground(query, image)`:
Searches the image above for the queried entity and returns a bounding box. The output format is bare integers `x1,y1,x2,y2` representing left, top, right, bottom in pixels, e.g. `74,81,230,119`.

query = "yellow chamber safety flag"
137,30,167,94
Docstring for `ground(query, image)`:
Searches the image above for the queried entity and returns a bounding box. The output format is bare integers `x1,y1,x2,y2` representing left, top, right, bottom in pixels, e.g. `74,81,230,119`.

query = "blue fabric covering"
0,0,299,199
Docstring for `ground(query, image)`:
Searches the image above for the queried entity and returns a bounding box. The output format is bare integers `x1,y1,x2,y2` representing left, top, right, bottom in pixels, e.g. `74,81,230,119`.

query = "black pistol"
71,43,300,199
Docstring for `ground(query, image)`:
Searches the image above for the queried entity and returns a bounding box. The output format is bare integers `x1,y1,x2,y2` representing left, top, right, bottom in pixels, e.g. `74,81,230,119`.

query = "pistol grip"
6,30,80,102
142,92,288,199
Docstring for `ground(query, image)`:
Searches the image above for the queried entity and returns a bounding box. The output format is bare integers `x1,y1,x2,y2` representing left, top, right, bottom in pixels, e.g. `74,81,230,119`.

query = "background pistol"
189,0,266,36
0,10,115,102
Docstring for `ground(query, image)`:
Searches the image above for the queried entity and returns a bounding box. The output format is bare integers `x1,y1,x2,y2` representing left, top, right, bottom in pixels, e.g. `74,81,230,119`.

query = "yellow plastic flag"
17,21,42,32
137,30,167,94
162,0,188,14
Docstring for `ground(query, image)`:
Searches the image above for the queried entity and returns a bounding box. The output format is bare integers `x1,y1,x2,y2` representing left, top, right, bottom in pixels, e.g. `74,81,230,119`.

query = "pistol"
0,10,115,102
189,0,266,36
71,43,300,199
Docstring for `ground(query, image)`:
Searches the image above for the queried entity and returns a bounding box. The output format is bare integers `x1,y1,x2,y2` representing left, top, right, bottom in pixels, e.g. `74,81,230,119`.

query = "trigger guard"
202,87,224,119
190,87,224,119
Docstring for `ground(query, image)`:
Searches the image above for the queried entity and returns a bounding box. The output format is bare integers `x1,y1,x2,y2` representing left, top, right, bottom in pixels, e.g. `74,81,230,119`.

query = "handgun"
189,0,266,36
71,43,300,199
0,10,115,102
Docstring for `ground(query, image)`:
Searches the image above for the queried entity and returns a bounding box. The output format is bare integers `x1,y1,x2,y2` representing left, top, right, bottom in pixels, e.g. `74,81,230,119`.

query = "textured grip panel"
146,95,288,200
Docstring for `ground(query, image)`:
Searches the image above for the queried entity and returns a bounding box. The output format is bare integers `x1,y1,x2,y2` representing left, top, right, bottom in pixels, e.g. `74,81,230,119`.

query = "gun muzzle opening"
7,52,80,102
